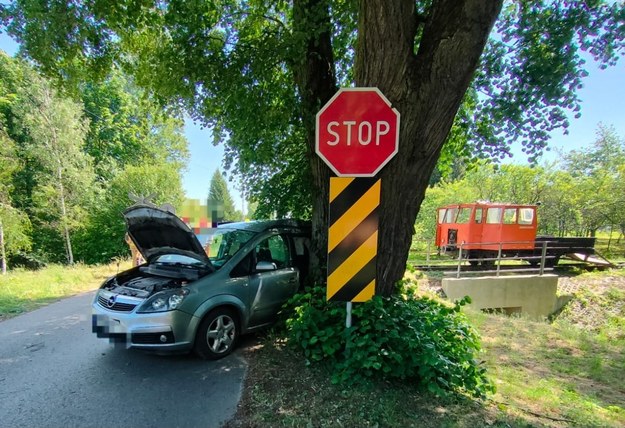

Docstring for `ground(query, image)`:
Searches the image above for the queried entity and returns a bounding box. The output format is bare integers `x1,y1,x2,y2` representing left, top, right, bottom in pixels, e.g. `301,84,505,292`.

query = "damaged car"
92,205,310,359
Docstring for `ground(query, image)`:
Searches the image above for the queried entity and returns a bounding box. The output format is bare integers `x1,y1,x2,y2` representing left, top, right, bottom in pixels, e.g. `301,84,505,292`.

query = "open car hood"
124,205,213,268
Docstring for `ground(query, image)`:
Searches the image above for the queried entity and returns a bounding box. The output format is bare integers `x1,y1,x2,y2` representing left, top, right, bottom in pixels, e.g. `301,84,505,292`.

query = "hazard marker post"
315,88,400,327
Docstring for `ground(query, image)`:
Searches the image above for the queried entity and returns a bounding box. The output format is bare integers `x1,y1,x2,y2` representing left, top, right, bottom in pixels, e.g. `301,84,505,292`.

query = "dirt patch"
225,334,511,428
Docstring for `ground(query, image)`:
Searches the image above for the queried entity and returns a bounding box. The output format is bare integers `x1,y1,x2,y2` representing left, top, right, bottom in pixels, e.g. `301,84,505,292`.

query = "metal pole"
346,302,352,328
426,240,431,267
457,245,463,279
496,243,502,277
540,241,547,275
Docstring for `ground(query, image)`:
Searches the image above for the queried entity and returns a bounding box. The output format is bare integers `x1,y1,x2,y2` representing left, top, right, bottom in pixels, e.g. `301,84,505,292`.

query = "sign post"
315,88,400,325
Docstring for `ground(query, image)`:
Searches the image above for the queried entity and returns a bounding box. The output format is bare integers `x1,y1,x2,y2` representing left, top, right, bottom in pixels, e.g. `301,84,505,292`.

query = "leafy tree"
79,71,189,181
73,162,185,264
563,125,625,236
0,126,31,273
1,50,189,265
0,204,31,273
11,69,95,264
462,163,549,205
613,164,625,248
3,1,624,294
536,169,580,237
207,170,238,222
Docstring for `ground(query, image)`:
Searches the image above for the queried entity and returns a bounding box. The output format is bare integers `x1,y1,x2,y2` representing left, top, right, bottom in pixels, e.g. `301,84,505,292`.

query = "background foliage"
0,53,188,269
415,125,625,244
1,1,623,219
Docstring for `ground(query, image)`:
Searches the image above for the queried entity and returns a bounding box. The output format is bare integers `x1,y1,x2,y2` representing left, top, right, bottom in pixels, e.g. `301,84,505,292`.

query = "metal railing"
416,240,557,278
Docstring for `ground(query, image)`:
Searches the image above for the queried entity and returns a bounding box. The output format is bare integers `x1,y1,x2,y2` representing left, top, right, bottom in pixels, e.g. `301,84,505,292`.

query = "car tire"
194,308,239,360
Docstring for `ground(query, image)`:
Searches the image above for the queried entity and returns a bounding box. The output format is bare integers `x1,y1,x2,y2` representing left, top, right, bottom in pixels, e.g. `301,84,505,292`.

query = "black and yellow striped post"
327,177,380,302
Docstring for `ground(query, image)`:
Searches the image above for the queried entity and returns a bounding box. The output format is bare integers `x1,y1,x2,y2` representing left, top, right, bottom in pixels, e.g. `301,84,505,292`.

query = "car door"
246,234,299,327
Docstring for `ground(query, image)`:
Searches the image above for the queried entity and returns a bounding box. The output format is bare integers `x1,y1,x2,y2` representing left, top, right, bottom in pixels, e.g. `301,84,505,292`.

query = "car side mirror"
255,261,277,272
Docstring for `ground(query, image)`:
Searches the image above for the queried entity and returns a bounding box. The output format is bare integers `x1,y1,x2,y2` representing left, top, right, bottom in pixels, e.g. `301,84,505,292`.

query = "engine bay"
100,264,209,299
102,275,182,299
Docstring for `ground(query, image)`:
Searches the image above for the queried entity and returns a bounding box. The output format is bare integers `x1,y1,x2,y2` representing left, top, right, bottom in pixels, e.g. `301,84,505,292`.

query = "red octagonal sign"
316,88,400,177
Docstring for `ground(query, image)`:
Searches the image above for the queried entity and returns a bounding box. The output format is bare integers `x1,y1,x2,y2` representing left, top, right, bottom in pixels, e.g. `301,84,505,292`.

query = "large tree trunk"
353,0,502,295
293,0,502,294
292,0,337,279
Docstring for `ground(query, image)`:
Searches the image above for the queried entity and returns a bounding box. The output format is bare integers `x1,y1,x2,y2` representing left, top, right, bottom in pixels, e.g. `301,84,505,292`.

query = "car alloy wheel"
194,308,239,360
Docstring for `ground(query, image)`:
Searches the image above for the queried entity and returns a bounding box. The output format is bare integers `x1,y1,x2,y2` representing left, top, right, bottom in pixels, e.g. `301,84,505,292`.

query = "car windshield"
154,254,206,266
203,228,256,269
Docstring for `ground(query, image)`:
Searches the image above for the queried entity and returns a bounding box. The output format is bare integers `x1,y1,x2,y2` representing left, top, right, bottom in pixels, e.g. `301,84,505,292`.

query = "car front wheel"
194,308,239,360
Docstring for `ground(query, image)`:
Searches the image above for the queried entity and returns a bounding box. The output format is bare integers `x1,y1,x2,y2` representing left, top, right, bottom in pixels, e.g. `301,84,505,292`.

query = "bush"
283,284,494,398
7,251,47,270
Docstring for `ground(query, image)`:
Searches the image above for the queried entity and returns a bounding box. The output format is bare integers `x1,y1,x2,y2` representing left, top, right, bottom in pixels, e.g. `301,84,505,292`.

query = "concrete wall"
442,275,559,319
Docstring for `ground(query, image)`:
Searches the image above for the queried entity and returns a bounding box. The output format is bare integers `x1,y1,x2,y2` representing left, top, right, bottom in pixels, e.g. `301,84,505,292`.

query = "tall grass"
0,261,131,319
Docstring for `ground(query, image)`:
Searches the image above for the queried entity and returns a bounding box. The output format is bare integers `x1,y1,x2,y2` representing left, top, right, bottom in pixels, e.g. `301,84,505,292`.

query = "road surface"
0,291,247,428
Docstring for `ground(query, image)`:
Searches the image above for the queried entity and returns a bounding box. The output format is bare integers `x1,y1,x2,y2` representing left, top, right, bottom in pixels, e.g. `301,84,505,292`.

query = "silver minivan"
92,205,310,359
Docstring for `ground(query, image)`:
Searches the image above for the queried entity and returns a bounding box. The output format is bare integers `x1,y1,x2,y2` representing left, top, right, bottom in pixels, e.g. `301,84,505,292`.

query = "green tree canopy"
73,162,185,264
3,0,624,292
9,56,95,264
79,70,189,181
563,125,625,236
0,127,31,272
0,52,189,266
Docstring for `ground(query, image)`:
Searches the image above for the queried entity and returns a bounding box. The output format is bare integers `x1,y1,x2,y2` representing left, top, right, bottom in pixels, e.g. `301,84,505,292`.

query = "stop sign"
316,88,400,177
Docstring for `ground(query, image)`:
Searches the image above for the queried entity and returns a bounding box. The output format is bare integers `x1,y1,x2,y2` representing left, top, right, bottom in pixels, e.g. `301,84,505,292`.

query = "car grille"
97,295,137,312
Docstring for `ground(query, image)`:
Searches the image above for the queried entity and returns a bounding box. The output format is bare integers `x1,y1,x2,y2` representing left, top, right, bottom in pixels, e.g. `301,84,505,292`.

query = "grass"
594,232,625,262
0,260,130,320
227,271,625,427
471,308,625,427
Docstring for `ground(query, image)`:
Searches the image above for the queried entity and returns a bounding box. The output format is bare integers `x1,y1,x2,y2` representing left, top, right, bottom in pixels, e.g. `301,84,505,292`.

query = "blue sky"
1,30,624,209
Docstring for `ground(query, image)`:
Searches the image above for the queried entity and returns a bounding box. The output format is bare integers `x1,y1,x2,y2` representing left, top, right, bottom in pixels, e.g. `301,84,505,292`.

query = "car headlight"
137,289,189,313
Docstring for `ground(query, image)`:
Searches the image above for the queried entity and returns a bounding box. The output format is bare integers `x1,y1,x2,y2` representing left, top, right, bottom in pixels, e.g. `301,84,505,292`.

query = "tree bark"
292,0,337,279
291,0,502,294
354,0,503,295
0,220,6,275
57,165,74,265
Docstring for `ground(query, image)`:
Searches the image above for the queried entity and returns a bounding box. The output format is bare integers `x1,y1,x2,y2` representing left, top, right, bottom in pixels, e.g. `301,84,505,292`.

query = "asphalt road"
0,291,247,428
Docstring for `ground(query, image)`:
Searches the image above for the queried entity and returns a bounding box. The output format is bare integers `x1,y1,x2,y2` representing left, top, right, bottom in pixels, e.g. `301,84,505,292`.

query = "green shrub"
283,285,494,398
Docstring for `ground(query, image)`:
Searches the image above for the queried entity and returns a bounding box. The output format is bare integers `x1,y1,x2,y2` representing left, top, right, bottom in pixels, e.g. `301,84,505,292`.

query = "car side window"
256,235,289,269
230,252,253,278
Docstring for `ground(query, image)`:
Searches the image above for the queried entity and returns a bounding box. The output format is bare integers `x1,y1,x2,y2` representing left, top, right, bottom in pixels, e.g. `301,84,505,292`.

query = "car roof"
217,219,311,233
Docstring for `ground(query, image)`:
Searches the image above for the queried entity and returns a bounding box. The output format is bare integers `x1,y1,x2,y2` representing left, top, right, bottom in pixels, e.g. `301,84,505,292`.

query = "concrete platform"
442,274,559,319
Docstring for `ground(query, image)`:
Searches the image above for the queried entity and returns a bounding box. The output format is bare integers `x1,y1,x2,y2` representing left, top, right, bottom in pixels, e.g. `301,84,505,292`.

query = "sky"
1,29,624,208
530,60,625,162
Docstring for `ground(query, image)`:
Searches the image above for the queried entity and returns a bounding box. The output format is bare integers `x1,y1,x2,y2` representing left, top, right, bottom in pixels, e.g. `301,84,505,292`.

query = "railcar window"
444,208,458,224
503,208,517,224
474,208,483,224
457,207,471,224
486,207,502,224
438,209,446,224
518,208,534,225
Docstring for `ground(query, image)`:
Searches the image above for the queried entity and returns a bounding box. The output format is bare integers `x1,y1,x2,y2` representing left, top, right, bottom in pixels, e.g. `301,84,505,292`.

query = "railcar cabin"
435,202,606,268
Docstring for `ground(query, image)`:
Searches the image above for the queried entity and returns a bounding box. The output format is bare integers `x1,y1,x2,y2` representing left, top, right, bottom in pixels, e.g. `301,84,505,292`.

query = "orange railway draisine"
435,202,613,268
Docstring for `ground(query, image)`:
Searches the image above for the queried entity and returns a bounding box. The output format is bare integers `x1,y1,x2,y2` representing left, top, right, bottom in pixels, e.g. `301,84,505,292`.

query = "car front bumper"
91,290,200,352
